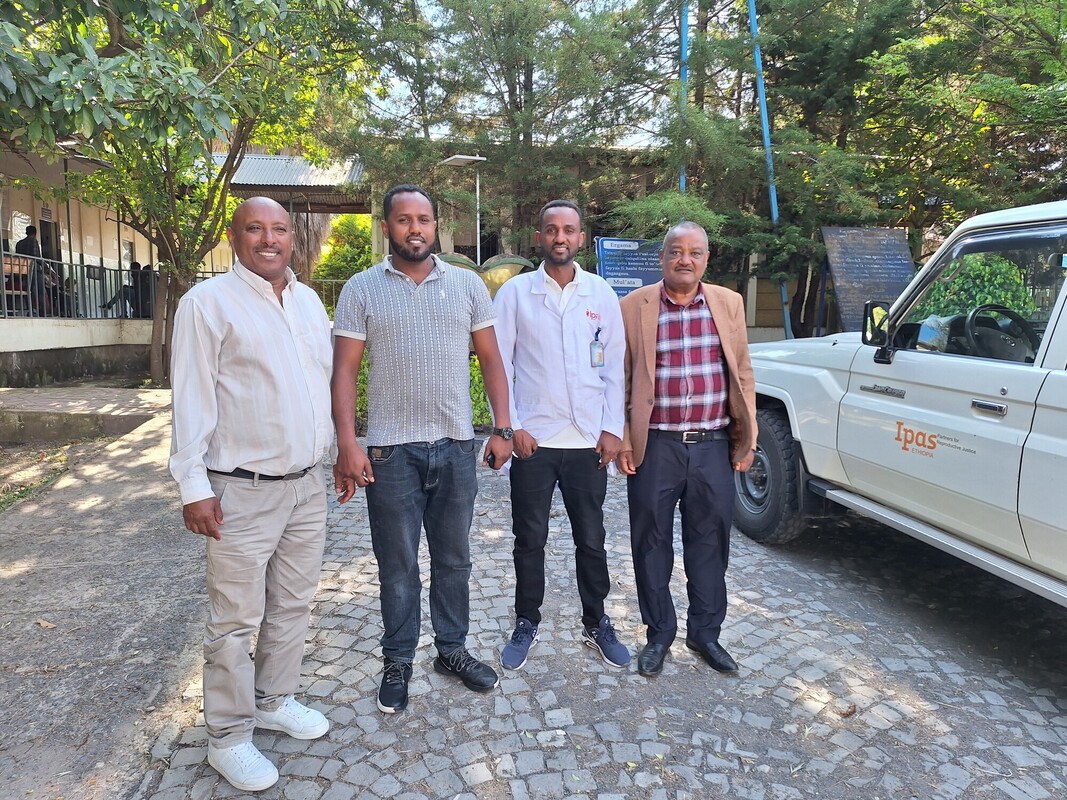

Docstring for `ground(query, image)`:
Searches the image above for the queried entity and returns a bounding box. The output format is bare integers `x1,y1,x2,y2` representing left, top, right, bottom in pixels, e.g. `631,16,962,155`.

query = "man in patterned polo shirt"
617,221,757,678
331,184,515,714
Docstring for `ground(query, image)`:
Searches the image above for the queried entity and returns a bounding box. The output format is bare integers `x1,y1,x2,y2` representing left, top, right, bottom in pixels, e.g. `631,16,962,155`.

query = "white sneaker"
207,741,279,791
255,696,330,739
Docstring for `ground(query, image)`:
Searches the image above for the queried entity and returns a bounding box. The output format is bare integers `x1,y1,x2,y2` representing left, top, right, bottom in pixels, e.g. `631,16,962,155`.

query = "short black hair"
130,261,142,271
538,200,582,228
25,225,36,236
383,184,436,219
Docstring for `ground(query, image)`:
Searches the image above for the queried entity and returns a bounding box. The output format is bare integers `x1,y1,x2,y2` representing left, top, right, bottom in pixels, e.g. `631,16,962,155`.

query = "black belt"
208,466,314,481
650,428,729,444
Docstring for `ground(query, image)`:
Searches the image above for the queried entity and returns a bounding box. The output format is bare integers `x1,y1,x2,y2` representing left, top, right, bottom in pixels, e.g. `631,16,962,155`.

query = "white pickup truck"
733,200,1067,607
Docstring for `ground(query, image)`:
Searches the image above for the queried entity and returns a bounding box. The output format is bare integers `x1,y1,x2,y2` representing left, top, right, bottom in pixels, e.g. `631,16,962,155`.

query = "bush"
914,254,1036,319
469,355,492,428
315,215,374,281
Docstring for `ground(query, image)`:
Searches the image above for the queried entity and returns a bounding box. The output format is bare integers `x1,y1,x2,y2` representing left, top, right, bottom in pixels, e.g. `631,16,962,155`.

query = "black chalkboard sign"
822,227,916,331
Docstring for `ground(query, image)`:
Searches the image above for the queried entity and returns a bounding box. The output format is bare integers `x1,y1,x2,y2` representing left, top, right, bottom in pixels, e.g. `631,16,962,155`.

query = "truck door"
1018,277,1067,582
838,225,1066,562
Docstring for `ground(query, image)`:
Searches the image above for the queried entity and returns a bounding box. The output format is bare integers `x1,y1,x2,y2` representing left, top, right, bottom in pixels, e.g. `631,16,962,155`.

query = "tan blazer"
620,281,757,469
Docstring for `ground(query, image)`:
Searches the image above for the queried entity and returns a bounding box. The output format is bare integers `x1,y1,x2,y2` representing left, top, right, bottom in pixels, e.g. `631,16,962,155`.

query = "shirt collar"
383,253,445,278
233,260,296,299
660,284,705,308
535,261,584,293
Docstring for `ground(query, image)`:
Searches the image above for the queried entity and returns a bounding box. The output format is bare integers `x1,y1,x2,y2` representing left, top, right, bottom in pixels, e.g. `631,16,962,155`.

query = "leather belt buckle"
681,431,701,444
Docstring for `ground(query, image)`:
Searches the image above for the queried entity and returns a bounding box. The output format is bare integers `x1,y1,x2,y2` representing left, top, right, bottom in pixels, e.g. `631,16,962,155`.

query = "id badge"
590,339,605,368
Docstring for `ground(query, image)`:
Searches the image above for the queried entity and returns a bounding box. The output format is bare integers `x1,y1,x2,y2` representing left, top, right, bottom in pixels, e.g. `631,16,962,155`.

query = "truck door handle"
971,399,1007,416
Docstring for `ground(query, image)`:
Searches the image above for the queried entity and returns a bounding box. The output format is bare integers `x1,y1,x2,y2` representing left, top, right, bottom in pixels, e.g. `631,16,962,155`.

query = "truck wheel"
733,408,809,544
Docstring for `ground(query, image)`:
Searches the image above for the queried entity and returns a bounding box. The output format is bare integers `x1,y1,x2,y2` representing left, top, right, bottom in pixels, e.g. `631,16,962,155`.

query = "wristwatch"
491,426,515,441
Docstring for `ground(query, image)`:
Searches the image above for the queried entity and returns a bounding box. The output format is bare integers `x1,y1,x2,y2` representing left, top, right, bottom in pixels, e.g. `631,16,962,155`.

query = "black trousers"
509,447,610,630
627,431,735,646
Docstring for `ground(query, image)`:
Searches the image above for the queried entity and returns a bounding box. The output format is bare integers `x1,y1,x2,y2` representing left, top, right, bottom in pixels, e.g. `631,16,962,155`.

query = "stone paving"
137,465,1067,800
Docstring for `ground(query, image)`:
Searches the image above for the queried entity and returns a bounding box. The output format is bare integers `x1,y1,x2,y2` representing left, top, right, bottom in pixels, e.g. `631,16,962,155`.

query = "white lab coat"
493,265,625,447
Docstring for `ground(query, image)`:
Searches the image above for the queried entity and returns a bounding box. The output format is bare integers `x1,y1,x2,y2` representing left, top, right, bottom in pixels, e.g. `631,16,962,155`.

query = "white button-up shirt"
493,263,625,447
169,262,334,505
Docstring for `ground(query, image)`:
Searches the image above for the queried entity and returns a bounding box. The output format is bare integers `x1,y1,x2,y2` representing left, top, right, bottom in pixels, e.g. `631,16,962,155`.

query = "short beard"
389,233,435,263
543,247,574,267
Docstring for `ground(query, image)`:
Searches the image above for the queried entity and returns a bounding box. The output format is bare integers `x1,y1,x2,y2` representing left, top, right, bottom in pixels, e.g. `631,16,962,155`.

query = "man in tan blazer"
617,221,757,677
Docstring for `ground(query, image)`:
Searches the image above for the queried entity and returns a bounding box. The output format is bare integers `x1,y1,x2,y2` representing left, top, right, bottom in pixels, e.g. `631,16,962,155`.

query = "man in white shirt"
493,199,631,671
169,197,334,792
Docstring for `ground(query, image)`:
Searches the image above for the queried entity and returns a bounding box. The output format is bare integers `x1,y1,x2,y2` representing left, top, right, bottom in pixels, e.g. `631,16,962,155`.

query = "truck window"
897,228,1067,362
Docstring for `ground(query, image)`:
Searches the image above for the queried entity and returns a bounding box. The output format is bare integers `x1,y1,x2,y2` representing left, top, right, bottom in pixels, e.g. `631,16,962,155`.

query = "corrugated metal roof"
221,154,364,187
211,153,370,213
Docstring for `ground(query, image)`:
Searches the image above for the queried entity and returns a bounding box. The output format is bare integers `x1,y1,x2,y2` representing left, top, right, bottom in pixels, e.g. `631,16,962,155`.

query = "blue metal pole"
680,1,688,194
748,0,792,337
747,0,778,225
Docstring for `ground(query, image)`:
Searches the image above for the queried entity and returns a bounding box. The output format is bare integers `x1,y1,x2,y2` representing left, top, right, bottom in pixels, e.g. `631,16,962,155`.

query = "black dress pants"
626,431,735,646
510,447,610,630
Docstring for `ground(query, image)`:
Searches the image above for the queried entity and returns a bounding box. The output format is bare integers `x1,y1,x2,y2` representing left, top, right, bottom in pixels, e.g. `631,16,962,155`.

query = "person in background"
101,262,140,317
16,225,48,316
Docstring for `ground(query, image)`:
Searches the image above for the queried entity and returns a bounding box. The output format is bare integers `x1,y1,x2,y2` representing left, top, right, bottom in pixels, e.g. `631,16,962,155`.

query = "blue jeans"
365,438,478,662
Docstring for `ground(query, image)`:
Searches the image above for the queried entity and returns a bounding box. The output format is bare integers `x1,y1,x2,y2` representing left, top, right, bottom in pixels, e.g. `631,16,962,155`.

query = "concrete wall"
0,319,150,387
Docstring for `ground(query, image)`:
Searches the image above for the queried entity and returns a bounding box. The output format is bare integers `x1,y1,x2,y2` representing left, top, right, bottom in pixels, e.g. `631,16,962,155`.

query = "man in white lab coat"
493,199,631,671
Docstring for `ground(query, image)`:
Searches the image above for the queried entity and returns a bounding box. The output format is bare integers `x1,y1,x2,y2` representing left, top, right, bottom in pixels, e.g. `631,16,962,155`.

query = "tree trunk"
149,270,167,384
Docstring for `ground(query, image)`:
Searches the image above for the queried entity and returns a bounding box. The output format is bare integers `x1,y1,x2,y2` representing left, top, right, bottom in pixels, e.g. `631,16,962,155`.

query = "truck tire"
733,407,809,544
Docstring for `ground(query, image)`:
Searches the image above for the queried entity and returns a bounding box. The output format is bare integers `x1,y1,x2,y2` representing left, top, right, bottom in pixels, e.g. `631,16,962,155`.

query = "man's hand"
483,435,514,470
616,450,637,475
335,442,375,492
333,463,357,504
512,429,537,459
183,497,224,540
733,448,756,473
595,431,622,469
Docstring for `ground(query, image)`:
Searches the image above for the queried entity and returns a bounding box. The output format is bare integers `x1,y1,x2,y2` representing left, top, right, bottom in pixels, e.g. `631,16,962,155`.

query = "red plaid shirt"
649,287,729,430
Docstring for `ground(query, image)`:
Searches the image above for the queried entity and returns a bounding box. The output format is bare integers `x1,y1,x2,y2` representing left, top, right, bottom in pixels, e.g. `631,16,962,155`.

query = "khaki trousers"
203,467,327,745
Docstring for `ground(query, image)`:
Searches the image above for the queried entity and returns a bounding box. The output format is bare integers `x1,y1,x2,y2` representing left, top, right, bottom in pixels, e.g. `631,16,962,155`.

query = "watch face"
495,427,514,440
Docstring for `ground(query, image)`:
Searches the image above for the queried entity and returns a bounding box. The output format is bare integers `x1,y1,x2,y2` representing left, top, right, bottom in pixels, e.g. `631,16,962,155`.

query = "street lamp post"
438,154,487,265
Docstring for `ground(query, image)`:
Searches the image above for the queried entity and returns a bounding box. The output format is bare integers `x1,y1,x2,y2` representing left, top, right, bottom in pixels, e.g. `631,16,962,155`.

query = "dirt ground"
0,436,119,512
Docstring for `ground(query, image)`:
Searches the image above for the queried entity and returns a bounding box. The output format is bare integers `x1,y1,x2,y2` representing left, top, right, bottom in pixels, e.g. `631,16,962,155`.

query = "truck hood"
750,332,865,372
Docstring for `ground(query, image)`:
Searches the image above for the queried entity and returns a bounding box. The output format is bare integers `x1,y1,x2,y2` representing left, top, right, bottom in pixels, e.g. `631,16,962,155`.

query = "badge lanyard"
590,327,605,368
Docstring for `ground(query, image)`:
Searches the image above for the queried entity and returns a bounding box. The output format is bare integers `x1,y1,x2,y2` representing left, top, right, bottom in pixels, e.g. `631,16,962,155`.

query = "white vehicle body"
734,201,1067,606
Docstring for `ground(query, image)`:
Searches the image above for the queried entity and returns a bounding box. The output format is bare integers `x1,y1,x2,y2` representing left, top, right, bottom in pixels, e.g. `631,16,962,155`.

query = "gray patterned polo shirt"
333,255,496,446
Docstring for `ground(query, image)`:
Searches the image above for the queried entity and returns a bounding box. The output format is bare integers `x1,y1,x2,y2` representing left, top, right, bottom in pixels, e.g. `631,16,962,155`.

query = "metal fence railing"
3,257,351,321
2,250,157,320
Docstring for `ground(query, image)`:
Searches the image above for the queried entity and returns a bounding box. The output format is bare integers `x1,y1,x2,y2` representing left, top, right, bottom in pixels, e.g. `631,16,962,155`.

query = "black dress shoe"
685,638,738,672
637,643,668,676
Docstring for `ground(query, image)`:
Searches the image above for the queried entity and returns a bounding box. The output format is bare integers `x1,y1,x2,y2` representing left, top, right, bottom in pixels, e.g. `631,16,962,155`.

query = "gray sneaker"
500,617,539,670
582,614,631,667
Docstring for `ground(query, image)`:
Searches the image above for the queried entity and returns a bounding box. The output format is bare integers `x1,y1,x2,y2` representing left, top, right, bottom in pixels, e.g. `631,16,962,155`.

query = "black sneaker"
434,648,499,692
377,659,412,713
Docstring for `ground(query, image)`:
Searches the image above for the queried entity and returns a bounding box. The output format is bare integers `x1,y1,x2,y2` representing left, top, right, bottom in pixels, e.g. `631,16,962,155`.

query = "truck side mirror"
862,300,891,347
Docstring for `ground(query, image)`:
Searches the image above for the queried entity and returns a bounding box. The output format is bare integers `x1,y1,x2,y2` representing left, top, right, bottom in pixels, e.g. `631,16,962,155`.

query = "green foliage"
914,255,1038,319
468,356,492,428
355,356,370,432
315,215,374,281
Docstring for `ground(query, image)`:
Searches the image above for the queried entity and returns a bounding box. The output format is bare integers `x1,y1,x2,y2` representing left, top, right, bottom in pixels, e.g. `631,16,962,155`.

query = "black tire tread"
734,407,809,545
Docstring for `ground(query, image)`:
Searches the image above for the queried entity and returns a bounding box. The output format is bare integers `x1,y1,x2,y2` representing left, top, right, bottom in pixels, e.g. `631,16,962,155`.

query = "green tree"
315,215,374,281
914,255,1038,319
3,0,377,381
350,0,676,257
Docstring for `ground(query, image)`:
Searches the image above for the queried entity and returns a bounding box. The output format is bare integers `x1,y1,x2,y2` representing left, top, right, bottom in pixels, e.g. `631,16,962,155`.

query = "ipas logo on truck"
895,421,938,455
